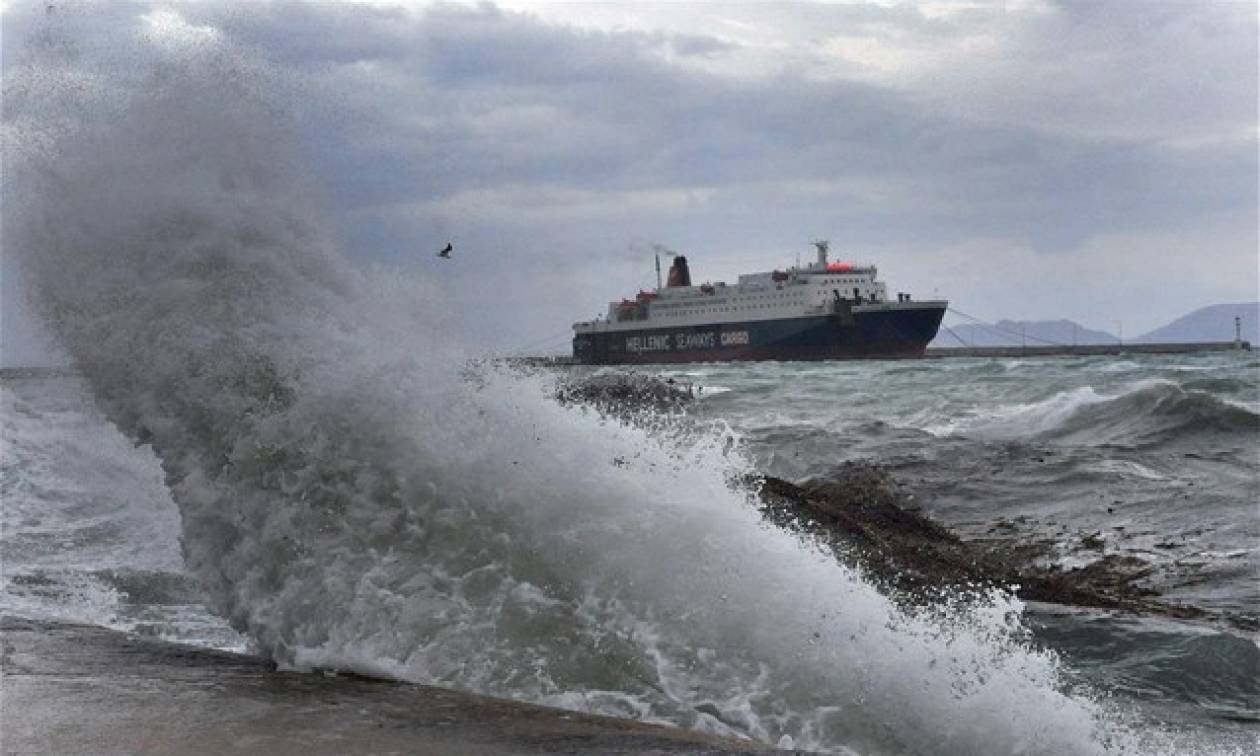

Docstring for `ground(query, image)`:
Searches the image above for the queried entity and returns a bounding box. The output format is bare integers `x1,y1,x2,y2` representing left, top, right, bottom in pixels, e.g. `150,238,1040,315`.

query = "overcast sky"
2,1,1256,362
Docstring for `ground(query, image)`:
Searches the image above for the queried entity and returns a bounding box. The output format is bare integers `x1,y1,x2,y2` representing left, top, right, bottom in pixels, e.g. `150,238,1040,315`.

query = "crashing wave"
0,12,1179,755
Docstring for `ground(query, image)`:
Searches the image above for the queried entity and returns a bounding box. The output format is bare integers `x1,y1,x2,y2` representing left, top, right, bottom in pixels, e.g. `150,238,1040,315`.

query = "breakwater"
2,616,770,755
925,341,1250,358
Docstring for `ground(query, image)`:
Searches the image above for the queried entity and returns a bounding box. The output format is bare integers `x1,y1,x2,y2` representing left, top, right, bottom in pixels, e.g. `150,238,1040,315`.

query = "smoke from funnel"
667,256,691,288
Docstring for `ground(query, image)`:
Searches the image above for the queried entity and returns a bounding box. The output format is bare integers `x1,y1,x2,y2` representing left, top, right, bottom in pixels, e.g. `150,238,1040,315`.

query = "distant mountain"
1136,302,1259,344
932,319,1117,348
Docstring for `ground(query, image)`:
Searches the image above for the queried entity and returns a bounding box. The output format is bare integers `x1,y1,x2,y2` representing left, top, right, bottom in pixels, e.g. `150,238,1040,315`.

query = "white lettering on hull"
625,334,672,353
675,332,716,350
626,329,751,353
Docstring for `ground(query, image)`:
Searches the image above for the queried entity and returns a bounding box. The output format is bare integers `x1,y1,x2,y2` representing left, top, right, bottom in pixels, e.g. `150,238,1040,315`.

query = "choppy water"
1,370,249,652
667,355,1260,621
4,356,1257,753
657,354,1260,738
3,13,1257,755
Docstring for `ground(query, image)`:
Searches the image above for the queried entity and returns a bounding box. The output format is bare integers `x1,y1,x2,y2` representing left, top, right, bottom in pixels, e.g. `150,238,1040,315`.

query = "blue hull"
573,306,946,364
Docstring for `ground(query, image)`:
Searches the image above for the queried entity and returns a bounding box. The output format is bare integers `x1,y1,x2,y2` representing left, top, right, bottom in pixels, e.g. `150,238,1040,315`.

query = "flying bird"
437,242,453,259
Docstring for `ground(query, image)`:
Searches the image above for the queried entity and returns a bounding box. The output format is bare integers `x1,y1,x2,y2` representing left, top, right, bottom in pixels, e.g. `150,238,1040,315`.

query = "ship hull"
572,304,946,365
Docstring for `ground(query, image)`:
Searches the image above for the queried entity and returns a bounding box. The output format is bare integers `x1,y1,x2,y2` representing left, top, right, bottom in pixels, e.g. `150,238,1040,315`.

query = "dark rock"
555,373,694,419
1080,532,1105,550
750,463,1257,632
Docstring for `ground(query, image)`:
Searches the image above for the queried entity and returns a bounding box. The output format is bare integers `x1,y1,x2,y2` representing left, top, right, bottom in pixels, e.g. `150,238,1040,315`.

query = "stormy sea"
3,18,1257,756
5,358,1259,756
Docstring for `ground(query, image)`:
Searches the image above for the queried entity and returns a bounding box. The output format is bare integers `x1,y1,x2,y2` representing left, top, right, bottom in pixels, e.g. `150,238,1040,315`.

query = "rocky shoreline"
754,465,1254,631
561,372,1257,633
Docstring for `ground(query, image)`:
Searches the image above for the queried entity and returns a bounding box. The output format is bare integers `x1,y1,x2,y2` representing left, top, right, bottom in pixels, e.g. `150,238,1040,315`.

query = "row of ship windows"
659,293,873,317
660,282,869,309
661,303,823,317
660,292,805,309
654,285,875,316
663,298,787,308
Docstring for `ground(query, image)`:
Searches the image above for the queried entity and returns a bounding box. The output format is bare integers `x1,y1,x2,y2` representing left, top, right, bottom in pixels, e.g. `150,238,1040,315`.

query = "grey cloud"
244,4,1247,250
669,34,735,58
3,0,1254,351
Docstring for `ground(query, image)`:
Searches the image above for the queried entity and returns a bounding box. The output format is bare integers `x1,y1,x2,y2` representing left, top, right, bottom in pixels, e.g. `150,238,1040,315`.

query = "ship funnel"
814,240,829,267
666,255,691,287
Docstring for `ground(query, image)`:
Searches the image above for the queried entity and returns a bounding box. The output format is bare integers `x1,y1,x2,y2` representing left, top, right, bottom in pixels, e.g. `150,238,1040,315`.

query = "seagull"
437,242,453,259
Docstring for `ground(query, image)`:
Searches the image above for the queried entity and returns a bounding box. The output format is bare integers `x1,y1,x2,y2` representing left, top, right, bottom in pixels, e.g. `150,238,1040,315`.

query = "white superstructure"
573,241,926,335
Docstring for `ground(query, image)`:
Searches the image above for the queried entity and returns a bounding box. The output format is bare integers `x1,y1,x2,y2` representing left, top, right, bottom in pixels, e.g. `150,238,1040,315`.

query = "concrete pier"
1,616,771,755
924,341,1250,359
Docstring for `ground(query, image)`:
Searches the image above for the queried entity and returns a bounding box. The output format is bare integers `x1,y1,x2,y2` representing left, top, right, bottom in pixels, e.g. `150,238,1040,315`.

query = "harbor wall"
2,616,769,755
924,341,1250,359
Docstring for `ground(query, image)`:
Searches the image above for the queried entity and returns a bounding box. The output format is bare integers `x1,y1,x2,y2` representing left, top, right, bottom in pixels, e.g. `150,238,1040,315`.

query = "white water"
2,16,1199,755
0,374,248,650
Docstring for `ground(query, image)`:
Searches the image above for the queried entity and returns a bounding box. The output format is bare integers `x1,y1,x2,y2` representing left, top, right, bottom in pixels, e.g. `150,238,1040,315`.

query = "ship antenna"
655,253,662,289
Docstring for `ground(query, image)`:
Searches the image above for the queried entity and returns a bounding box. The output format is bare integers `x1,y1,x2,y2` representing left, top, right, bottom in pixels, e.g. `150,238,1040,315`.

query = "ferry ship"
572,241,946,364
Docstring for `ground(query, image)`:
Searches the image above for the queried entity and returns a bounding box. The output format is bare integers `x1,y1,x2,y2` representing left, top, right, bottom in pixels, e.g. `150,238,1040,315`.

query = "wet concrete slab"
0,616,772,755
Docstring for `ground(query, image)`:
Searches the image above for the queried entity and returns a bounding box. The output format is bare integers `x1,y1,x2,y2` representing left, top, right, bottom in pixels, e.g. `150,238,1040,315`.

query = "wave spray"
4,14,1152,754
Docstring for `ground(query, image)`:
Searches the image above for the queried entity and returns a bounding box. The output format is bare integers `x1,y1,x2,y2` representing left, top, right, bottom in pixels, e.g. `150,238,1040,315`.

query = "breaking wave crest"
926,381,1258,447
2,17,1194,755
1041,381,1259,445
